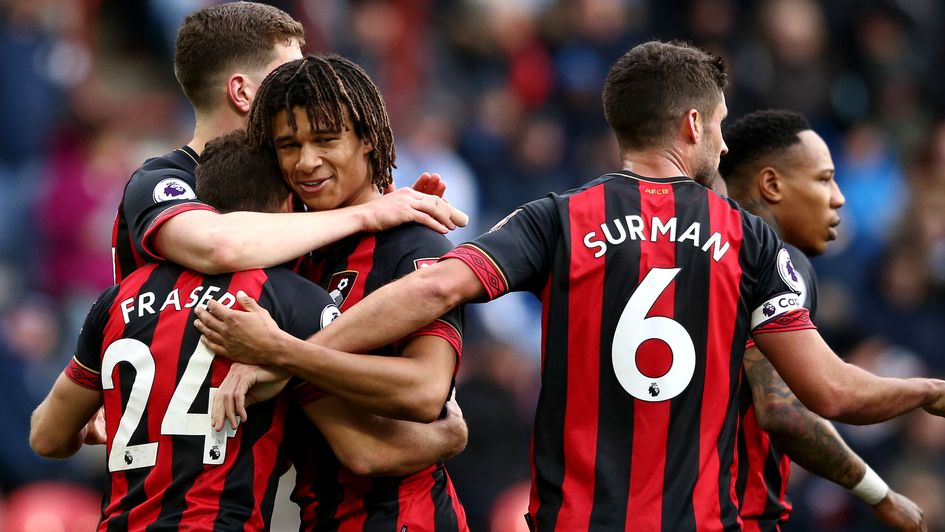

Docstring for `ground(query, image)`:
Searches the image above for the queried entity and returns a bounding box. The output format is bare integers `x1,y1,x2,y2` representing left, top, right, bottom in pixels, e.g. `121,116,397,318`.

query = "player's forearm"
311,261,478,354
29,402,84,458
156,208,368,274
278,338,448,421
745,349,865,488
340,416,466,477
830,371,940,424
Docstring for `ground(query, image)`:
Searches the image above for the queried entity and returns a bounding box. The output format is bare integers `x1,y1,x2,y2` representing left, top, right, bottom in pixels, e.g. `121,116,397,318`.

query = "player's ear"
683,108,701,144
227,73,253,115
758,167,783,203
279,193,294,213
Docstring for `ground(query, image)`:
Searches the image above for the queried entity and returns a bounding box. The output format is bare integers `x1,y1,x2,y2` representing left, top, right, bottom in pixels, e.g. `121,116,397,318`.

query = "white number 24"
612,267,696,402
101,339,237,472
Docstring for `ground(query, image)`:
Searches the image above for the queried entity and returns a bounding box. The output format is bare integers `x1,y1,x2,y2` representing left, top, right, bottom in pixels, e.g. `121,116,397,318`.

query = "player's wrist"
851,465,889,505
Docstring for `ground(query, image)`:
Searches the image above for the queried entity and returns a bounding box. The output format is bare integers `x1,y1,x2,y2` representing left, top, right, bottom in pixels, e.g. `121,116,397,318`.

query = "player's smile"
272,106,377,212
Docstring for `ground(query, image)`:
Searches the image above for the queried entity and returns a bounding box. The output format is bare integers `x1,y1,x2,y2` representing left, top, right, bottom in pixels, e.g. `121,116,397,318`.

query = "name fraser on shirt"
583,215,731,261
119,285,238,324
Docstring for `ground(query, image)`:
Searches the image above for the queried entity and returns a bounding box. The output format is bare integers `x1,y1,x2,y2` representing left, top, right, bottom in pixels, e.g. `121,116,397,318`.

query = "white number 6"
612,267,696,401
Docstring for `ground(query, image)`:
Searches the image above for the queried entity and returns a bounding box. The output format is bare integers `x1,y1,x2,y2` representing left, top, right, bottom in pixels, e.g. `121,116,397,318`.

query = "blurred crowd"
1,0,944,530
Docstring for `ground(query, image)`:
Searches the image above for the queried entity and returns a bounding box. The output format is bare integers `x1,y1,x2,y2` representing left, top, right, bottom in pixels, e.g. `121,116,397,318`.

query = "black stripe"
433,465,461,531
588,179,640,530
106,265,177,529
149,269,236,530
532,196,572,530
661,182,711,532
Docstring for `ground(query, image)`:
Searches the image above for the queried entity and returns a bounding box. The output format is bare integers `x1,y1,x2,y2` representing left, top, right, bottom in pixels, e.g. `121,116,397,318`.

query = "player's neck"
188,109,246,154
620,149,691,180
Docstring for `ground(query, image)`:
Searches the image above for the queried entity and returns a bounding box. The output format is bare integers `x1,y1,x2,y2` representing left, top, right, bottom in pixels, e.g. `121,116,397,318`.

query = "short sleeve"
123,166,216,261
65,286,119,390
386,227,464,358
442,196,560,300
745,218,816,336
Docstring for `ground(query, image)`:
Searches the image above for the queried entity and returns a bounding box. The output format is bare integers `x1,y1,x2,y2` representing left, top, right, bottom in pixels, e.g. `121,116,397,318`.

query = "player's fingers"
193,307,224,333
447,203,469,228
413,210,449,234
211,391,224,431
200,335,228,357
236,291,260,312
420,195,457,230
411,172,433,194
236,382,248,423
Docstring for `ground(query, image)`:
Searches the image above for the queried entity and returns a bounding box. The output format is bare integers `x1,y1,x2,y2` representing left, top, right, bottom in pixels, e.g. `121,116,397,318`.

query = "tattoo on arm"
744,348,866,489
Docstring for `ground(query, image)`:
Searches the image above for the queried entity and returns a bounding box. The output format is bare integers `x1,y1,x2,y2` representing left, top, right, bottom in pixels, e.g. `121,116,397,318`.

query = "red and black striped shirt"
441,171,815,531
65,262,338,531
736,244,819,532
290,223,467,531
111,146,216,283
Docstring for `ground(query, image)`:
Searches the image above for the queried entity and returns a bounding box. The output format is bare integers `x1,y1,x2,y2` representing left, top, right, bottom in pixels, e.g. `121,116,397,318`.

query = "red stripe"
778,454,793,522
100,264,155,525
131,269,206,528
556,185,606,529
739,404,771,524
139,203,218,261
626,181,675,530
693,193,743,530
181,269,272,528
339,235,375,310
397,465,436,529
752,309,815,335
335,468,369,531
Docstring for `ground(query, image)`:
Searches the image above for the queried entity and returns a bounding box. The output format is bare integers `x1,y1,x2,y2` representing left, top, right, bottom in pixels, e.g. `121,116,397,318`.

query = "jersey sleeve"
745,244,819,349
744,217,816,336
123,167,216,261
261,269,341,406
388,227,464,360
65,285,120,390
441,196,560,300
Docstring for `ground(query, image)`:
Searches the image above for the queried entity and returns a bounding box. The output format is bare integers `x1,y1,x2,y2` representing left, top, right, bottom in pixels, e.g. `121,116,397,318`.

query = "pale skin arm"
195,259,483,420
30,374,104,458
744,348,925,530
306,391,468,477
154,174,467,274
752,329,945,423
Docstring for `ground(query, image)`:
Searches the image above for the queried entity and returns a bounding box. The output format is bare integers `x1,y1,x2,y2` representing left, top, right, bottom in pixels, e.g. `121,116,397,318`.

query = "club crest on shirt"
776,248,802,293
414,258,438,270
320,304,341,329
153,178,196,203
327,271,358,306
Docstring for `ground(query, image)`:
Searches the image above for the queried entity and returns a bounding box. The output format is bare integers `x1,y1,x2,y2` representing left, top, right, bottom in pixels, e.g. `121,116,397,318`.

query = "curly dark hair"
247,54,395,192
718,109,811,197
196,130,291,214
603,41,727,150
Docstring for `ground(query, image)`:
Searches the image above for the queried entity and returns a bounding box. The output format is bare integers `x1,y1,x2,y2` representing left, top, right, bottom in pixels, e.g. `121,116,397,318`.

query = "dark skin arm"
745,346,926,530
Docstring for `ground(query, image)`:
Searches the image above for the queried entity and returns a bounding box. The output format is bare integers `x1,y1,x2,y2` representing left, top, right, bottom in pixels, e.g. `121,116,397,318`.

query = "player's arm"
304,392,467,476
155,187,465,275
197,260,484,416
743,347,925,528
752,329,945,423
30,373,103,459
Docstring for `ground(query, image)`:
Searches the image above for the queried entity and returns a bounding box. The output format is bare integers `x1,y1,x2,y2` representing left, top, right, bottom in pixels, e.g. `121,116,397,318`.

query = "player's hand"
364,186,468,234
194,292,288,365
83,407,107,445
211,363,290,432
871,490,925,531
437,389,468,460
410,172,447,197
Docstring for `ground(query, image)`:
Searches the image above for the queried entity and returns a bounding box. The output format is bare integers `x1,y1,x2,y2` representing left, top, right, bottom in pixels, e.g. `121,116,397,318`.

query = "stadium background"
1,0,944,530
